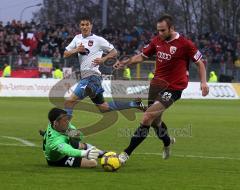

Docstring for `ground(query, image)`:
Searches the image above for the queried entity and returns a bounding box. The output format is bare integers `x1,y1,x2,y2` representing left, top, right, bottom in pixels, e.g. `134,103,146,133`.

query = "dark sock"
153,122,170,147
124,124,150,156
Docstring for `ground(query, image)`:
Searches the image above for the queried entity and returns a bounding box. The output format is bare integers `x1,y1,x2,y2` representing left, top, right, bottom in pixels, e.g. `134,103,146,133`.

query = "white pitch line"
0,143,30,147
135,152,240,161
0,136,36,147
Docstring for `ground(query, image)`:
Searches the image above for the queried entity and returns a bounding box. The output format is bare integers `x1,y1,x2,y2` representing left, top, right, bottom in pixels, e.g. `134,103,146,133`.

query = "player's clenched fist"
201,82,209,96
76,43,86,53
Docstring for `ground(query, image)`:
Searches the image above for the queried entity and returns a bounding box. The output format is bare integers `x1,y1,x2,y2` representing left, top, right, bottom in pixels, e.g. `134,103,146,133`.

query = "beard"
164,34,172,41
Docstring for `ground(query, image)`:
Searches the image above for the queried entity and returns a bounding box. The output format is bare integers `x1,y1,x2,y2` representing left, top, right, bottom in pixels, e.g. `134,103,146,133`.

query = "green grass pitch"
0,98,240,190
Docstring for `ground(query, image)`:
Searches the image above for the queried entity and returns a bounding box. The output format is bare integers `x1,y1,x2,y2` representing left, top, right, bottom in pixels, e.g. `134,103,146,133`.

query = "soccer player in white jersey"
63,16,144,116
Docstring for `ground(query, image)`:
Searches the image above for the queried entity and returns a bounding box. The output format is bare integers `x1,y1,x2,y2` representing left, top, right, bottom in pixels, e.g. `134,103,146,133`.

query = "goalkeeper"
42,107,104,168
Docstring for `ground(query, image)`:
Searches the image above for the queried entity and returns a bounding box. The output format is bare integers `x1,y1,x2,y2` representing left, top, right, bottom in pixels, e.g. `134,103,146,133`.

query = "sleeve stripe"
194,54,202,63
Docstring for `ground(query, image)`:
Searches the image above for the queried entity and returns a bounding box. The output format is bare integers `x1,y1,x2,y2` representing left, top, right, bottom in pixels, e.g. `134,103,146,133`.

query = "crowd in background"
0,20,240,78
0,20,153,58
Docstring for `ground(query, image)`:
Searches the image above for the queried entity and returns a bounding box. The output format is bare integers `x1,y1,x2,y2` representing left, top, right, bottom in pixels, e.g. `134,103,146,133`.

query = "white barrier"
0,78,239,99
182,83,239,99
0,78,60,97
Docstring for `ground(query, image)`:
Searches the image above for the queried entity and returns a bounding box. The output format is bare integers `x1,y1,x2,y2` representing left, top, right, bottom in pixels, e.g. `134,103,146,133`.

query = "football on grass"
100,151,121,172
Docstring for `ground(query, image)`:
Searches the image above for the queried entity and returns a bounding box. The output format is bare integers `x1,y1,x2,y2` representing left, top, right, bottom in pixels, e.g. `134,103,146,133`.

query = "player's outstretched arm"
195,59,209,96
113,54,144,70
104,48,118,61
57,142,99,160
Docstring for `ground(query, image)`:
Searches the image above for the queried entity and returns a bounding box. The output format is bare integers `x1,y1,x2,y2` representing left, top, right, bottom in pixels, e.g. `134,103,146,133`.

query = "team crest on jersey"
88,40,94,46
170,46,177,54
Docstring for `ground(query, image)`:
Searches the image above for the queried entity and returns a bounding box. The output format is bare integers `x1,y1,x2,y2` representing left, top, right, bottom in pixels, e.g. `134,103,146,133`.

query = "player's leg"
80,158,98,168
64,78,89,116
150,89,182,159
91,93,146,113
119,101,166,164
88,76,146,112
64,93,79,116
152,115,171,147
119,84,177,163
151,116,175,159
63,156,97,168
106,97,146,112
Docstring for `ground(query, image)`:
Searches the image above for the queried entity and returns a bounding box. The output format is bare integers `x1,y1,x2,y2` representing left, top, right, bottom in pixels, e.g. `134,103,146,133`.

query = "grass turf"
0,98,240,190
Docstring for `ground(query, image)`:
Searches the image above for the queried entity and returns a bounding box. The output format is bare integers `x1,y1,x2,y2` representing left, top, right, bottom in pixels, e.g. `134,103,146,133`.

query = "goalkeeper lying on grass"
41,107,105,168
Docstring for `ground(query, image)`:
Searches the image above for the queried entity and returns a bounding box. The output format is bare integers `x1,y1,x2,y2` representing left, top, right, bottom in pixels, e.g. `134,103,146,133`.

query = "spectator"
2,63,11,77
123,66,131,80
148,71,154,80
208,71,218,83
53,66,63,79
0,19,239,81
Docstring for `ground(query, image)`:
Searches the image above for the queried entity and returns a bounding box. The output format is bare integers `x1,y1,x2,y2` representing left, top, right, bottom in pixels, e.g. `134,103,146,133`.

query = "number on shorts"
65,157,75,166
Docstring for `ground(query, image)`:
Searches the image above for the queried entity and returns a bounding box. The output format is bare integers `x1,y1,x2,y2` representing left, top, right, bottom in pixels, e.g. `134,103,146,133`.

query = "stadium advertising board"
0,78,239,99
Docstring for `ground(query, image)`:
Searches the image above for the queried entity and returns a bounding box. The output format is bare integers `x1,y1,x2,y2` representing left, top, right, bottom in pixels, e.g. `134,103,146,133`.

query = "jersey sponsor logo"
88,40,94,47
170,46,177,54
209,84,236,97
157,51,171,60
193,50,202,61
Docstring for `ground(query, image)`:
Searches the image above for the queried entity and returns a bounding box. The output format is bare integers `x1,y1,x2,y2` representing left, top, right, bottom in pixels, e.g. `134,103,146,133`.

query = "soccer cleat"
135,98,147,112
118,152,129,164
162,137,176,160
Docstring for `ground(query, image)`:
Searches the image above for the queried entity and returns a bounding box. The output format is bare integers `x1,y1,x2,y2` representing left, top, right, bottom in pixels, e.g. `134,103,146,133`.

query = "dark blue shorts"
73,75,105,105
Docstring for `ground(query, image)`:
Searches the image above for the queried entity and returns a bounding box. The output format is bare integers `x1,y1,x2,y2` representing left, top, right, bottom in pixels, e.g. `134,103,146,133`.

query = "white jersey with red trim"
66,34,114,78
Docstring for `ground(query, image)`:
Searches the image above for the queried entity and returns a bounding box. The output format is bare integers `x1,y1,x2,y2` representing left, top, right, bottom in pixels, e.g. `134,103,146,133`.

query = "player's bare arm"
63,43,86,58
113,54,145,69
92,48,118,66
195,59,209,96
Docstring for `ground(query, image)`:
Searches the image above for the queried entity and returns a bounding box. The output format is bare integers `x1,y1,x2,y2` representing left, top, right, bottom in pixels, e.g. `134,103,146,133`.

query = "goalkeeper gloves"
81,147,100,160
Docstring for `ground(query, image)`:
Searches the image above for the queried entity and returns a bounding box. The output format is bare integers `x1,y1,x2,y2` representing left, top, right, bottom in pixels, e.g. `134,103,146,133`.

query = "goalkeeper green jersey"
43,123,83,161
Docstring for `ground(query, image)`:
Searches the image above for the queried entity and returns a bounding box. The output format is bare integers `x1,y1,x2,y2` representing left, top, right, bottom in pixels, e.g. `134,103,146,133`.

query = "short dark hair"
80,15,92,24
48,108,67,125
158,14,174,28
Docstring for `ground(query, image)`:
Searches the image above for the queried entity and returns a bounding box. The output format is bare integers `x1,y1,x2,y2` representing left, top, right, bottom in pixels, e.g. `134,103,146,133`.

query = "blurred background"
0,0,240,82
